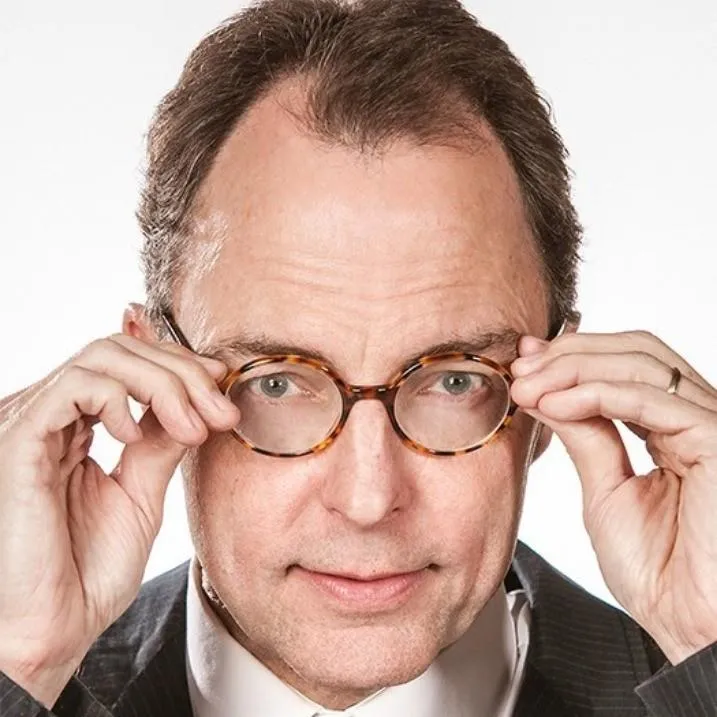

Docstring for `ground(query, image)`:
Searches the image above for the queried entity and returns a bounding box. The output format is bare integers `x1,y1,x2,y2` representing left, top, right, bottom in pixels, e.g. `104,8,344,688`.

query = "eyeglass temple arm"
161,311,195,352
552,309,582,340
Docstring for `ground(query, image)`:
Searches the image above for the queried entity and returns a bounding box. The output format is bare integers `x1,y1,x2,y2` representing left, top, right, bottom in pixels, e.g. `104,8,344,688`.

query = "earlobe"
122,303,156,342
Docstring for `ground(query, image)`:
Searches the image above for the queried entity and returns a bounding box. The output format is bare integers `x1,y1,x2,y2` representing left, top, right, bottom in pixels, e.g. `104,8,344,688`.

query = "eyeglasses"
161,311,579,458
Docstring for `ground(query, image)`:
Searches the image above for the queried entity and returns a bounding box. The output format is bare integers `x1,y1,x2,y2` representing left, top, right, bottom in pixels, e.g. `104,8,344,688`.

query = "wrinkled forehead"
174,96,549,378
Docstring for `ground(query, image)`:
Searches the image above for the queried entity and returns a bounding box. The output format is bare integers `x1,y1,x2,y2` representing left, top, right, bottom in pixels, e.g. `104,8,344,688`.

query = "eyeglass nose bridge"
338,381,400,417
342,382,395,403
331,380,416,448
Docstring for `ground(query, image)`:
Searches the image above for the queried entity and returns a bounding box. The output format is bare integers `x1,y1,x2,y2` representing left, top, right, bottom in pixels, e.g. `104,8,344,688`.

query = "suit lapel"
511,660,572,717
75,563,194,717
113,630,193,717
507,540,660,717
503,554,573,717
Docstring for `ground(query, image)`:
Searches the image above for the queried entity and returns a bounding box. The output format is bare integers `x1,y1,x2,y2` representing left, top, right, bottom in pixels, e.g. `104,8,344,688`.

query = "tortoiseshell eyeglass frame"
160,310,580,458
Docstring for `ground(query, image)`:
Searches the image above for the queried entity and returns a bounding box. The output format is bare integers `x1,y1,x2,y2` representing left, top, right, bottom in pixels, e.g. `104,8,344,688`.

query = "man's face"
175,87,549,706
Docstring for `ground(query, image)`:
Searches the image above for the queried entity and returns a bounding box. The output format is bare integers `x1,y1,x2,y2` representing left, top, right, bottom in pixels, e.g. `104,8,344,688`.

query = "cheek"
182,415,533,608
430,423,530,579
182,436,308,580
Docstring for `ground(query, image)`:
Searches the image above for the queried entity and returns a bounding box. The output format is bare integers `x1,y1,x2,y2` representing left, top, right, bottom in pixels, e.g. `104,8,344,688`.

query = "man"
0,0,715,715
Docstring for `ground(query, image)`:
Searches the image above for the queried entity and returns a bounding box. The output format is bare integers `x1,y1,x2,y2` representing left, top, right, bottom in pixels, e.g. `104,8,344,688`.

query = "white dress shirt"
186,558,531,717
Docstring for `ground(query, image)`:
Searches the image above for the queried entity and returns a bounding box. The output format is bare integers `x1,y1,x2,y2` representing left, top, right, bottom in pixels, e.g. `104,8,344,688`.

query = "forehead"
176,88,548,375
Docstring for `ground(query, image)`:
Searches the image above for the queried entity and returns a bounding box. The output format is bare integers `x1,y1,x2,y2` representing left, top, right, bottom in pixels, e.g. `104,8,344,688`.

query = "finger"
108,333,229,384
110,407,188,529
58,424,94,481
517,336,549,357
21,363,204,450
522,406,634,514
106,334,238,425
61,416,90,458
73,339,239,438
512,351,717,413
19,366,143,448
519,330,714,394
46,415,85,467
534,380,711,437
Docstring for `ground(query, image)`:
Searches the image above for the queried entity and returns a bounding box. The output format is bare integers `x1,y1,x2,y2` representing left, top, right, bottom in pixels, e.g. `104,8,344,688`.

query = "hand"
511,330,717,664
0,334,240,706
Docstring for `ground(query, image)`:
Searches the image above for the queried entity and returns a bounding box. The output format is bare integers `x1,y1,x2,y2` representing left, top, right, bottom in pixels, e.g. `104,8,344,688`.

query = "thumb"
524,408,634,516
111,406,188,530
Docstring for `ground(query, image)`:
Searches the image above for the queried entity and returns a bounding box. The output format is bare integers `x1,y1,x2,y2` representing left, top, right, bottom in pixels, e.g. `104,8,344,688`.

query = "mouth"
291,565,436,612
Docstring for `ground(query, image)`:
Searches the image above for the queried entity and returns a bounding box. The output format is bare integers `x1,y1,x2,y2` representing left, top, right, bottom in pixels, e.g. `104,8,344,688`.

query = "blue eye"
441,373,474,395
246,374,302,400
259,375,290,398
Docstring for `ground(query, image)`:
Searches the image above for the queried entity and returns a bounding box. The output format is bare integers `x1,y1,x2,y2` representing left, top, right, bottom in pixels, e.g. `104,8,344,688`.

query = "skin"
1,80,715,714
511,333,717,664
126,86,552,708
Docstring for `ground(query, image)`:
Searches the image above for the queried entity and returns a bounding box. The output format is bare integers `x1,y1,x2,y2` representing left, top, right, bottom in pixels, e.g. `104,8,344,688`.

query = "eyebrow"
201,327,522,368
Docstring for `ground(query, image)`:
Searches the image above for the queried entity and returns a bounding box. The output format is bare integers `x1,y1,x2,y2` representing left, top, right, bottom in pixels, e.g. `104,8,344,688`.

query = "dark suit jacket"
2,541,716,716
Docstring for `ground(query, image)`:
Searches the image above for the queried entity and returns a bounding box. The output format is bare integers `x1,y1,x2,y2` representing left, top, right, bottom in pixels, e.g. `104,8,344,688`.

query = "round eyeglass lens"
394,359,511,452
226,360,343,455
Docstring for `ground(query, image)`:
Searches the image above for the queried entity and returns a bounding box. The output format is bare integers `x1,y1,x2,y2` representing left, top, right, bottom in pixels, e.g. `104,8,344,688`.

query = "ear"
122,303,157,343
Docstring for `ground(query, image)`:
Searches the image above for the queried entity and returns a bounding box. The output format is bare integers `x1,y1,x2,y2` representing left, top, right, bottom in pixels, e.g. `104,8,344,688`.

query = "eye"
414,370,494,404
248,373,301,399
438,372,478,396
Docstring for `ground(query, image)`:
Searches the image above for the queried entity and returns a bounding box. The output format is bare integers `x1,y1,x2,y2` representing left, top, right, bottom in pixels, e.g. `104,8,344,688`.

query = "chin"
278,620,444,697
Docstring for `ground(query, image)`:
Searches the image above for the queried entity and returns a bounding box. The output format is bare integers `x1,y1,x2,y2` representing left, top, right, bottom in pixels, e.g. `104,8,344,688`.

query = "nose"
319,400,414,528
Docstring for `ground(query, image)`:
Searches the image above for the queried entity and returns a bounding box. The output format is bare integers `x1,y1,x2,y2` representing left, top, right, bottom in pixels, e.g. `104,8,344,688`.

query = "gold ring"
666,366,682,395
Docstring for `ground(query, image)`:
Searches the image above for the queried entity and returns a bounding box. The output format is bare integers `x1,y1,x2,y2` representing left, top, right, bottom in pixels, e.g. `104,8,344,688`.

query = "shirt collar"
186,557,522,717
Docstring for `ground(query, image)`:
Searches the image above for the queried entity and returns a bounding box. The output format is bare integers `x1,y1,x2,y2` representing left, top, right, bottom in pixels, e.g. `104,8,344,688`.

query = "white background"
1,1,715,609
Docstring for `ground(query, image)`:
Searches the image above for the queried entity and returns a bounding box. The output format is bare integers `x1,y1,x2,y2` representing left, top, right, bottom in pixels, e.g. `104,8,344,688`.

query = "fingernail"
519,336,549,355
197,356,229,379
